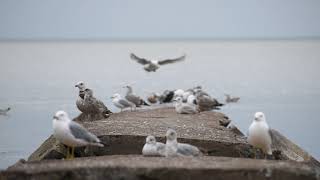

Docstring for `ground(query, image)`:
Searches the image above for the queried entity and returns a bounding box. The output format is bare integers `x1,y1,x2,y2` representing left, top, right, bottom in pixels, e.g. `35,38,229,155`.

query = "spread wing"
130,53,150,65
158,54,186,65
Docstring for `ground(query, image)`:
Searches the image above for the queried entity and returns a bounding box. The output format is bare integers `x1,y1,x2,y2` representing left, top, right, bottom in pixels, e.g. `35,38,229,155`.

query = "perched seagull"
84,88,112,118
53,111,103,159
158,90,175,104
247,112,272,157
130,53,186,72
124,86,149,107
174,97,198,114
174,89,185,98
0,107,11,115
187,94,197,105
75,81,87,113
165,129,201,157
196,93,223,112
111,93,136,112
142,136,166,157
147,93,159,104
225,94,240,103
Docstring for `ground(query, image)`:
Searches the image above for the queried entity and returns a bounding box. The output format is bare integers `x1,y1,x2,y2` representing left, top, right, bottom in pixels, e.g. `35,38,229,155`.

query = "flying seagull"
247,112,272,158
142,135,166,157
111,93,136,112
130,53,186,72
165,129,201,157
53,111,103,159
124,86,149,107
0,107,11,115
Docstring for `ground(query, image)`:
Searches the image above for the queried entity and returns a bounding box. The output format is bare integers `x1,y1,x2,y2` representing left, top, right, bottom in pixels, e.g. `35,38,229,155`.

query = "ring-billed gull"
165,129,201,157
142,136,166,157
174,97,198,114
75,81,87,113
124,86,149,107
225,94,240,103
53,111,103,159
84,88,112,118
111,93,136,112
0,107,10,115
130,53,186,72
247,112,272,158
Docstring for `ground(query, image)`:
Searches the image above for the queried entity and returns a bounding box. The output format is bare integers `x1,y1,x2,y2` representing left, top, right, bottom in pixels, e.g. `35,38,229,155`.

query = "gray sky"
1,0,320,40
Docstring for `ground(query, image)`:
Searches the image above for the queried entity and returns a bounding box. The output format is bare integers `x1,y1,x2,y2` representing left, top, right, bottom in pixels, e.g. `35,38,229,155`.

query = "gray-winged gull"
174,97,198,114
111,93,136,112
196,92,223,111
225,94,240,103
124,86,149,107
130,53,186,72
84,88,112,118
247,112,272,158
53,111,103,159
142,136,166,157
75,81,87,113
165,129,201,157
0,107,11,115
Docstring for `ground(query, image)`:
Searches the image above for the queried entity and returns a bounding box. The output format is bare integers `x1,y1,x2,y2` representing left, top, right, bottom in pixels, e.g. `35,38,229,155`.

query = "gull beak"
254,117,258,121
75,85,79,87
53,115,58,120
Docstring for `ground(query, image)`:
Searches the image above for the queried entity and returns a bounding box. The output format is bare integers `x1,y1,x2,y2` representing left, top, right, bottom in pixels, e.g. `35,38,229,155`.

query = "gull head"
53,111,70,122
146,135,156,145
166,129,177,141
254,112,266,122
75,81,86,90
111,93,121,99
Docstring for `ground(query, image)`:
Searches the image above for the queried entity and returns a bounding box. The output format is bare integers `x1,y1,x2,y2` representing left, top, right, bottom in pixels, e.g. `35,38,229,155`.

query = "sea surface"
0,40,319,169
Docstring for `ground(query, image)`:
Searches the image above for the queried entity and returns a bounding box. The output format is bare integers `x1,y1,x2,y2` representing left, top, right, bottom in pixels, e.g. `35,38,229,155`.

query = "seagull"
84,88,112,118
124,86,149,107
147,93,159,104
174,97,198,114
247,112,272,158
158,90,175,104
52,111,103,159
187,94,197,105
111,93,136,112
196,92,223,112
142,136,166,157
0,107,11,115
75,81,87,113
165,129,201,157
130,53,186,72
225,94,240,103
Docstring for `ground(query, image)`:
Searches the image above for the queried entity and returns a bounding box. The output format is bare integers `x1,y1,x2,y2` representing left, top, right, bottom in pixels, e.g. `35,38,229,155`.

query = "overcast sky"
1,0,320,40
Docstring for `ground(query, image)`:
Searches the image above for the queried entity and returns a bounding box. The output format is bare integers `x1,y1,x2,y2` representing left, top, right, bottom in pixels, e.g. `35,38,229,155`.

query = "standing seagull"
130,53,186,72
111,93,136,112
247,112,272,158
84,88,112,118
0,107,11,115
174,97,198,114
53,111,103,159
142,136,166,157
165,129,201,157
124,86,149,107
75,81,87,113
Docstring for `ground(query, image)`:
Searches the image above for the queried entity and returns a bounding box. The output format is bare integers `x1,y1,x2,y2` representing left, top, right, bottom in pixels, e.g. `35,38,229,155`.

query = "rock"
1,155,320,180
28,107,253,161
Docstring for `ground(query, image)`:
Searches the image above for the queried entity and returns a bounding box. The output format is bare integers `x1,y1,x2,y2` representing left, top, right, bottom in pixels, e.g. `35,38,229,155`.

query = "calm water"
0,40,319,169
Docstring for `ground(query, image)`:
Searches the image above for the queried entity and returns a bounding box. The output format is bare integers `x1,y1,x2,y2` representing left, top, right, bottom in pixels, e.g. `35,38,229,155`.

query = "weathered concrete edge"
2,156,320,180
